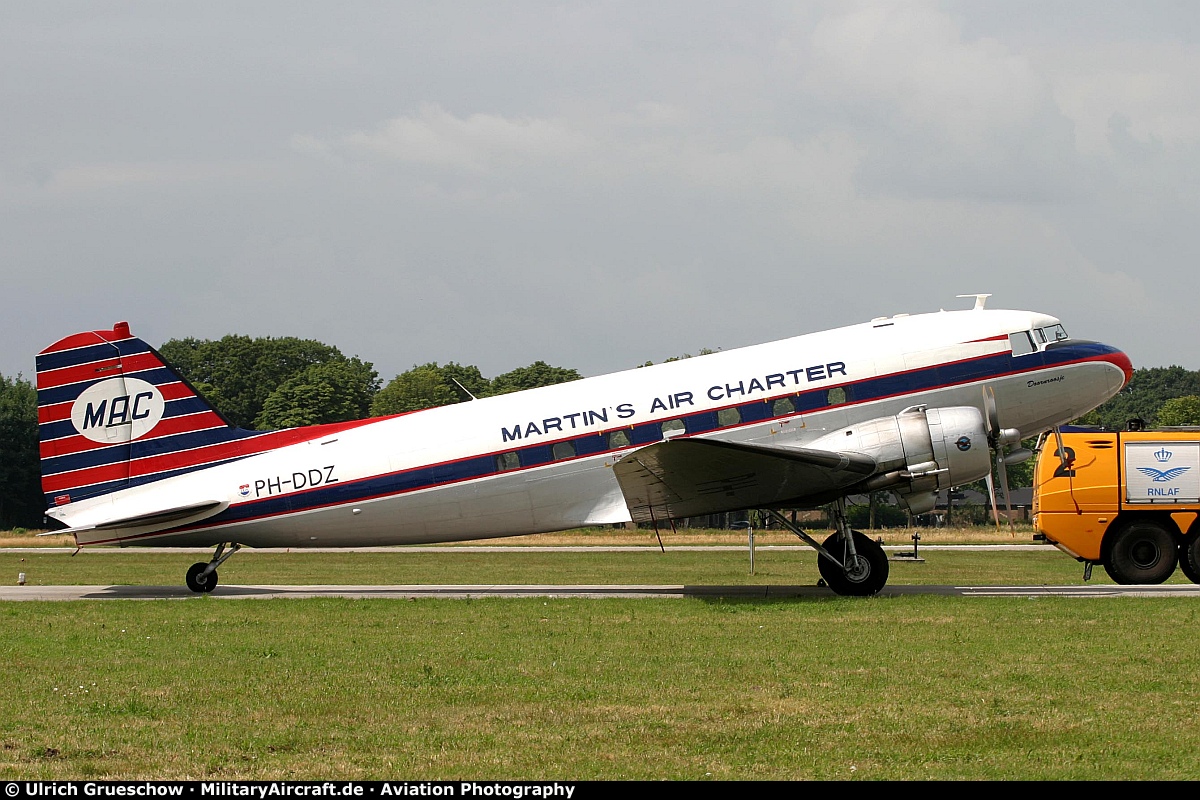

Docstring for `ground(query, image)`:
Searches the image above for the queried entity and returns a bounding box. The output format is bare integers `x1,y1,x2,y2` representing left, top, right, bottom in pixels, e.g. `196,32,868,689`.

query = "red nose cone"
1110,348,1134,387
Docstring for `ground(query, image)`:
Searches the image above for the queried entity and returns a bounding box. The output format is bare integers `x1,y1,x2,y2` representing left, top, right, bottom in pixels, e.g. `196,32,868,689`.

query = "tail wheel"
1180,535,1200,585
185,562,218,594
818,530,889,596
1103,521,1177,585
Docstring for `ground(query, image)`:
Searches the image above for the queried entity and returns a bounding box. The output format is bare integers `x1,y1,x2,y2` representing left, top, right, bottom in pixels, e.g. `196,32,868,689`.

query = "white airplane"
36,295,1131,595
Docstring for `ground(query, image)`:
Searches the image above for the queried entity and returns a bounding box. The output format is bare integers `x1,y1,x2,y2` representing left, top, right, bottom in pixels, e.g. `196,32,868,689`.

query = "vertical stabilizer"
36,322,256,507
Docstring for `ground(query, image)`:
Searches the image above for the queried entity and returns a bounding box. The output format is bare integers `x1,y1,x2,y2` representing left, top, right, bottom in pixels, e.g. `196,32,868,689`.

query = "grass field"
2,529,1198,781
3,595,1200,780
0,522,1040,549
2,545,1190,588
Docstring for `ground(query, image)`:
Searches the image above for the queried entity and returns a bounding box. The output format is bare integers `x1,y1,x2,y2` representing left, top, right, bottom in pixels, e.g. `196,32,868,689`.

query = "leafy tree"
1157,395,1200,426
438,363,491,401
638,348,718,367
159,335,377,429
373,359,579,415
1083,366,1200,429
490,361,582,395
0,373,43,528
371,363,463,416
255,359,380,429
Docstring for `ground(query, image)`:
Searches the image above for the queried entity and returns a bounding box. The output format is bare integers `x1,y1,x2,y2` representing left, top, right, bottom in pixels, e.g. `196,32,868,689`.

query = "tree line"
2,335,1199,529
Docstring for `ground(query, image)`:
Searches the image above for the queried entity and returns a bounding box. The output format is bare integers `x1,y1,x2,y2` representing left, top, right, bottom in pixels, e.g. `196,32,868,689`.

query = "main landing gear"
764,499,889,596
185,542,241,593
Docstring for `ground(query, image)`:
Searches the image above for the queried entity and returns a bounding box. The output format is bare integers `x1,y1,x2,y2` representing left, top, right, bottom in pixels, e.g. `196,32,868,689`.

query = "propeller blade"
998,450,1014,536
982,386,1000,442
985,470,1000,528
1003,447,1034,466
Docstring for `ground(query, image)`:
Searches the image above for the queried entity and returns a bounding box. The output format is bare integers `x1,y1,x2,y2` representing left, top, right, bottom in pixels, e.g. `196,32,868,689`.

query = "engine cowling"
807,405,991,515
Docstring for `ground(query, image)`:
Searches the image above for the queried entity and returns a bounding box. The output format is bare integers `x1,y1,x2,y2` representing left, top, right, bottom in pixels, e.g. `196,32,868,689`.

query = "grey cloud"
1,1,1198,386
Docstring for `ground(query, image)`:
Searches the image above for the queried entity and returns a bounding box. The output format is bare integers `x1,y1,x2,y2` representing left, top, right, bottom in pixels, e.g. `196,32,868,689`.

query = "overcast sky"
3,1,1198,385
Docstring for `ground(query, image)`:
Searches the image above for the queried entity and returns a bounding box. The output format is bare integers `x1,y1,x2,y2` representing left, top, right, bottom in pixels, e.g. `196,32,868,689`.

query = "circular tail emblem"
956,436,972,452
70,377,165,444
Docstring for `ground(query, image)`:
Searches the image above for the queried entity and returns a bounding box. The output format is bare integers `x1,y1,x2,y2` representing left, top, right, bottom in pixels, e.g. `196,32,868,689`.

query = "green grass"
2,596,1199,780
0,546,1191,588
1,547,1198,780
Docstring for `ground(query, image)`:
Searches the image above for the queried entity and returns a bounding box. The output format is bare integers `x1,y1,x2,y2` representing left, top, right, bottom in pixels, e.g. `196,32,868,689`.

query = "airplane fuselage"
47,307,1130,549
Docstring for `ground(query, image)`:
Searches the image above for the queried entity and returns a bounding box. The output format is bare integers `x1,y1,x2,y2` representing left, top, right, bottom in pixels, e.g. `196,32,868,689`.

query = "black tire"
817,530,889,596
185,562,218,594
1103,521,1177,585
1180,536,1200,585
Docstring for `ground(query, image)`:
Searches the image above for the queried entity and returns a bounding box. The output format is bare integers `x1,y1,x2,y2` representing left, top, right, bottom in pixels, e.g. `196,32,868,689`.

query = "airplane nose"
1107,347,1134,388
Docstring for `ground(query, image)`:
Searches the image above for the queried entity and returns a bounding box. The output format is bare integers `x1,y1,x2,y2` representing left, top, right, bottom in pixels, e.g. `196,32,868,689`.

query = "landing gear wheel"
1103,521,1177,585
1179,536,1200,585
185,562,218,593
817,530,889,596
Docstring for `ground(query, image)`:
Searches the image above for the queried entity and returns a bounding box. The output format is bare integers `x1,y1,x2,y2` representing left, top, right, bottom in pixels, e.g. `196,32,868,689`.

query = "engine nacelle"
807,405,991,515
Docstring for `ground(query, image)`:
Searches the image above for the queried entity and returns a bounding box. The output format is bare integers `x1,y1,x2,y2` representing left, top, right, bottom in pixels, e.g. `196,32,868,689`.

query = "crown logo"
1155,447,1173,463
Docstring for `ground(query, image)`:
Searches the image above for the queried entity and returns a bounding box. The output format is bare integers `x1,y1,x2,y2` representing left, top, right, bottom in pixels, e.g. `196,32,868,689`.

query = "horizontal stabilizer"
614,438,876,524
39,500,227,538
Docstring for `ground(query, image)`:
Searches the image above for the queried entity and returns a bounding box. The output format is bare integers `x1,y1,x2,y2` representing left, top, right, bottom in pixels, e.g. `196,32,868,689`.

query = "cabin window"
827,387,846,405
552,441,576,461
661,419,686,437
1009,331,1036,356
608,430,631,449
717,408,741,427
772,397,795,416
495,452,520,471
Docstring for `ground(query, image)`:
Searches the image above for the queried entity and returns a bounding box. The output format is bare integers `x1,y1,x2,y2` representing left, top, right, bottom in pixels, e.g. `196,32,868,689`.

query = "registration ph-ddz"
251,466,338,498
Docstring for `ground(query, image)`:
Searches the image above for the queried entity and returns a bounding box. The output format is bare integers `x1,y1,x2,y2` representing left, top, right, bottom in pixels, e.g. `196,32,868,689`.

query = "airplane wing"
613,438,877,523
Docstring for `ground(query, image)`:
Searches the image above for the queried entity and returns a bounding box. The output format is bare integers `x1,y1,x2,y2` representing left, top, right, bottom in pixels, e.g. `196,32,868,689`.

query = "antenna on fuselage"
956,294,992,311
450,378,478,401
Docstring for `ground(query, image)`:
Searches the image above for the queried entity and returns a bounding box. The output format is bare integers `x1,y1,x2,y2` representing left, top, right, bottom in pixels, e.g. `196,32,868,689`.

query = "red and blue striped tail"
36,322,269,508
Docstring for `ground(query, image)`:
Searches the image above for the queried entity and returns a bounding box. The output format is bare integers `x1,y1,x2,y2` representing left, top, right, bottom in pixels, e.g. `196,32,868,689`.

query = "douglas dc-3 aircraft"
35,295,1131,595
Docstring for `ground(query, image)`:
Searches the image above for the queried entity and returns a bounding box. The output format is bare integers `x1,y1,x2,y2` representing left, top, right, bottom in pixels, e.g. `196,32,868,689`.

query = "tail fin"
36,322,258,507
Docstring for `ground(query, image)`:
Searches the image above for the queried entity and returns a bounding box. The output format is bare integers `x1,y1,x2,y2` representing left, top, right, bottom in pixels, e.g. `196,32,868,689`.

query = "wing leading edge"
613,438,877,524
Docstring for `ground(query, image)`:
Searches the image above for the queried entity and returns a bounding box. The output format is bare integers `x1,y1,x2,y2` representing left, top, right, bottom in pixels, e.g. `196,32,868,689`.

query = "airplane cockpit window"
1040,324,1069,343
1009,331,1036,356
1011,325,1068,356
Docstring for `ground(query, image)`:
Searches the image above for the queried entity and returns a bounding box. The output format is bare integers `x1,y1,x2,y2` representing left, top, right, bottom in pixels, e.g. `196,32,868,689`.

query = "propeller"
982,387,1027,535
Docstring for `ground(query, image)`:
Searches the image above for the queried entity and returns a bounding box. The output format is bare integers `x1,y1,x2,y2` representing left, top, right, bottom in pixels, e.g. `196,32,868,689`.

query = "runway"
4,582,1199,600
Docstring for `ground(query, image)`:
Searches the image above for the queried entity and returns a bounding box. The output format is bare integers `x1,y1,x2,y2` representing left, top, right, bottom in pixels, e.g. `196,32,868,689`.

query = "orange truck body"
1033,427,1200,581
